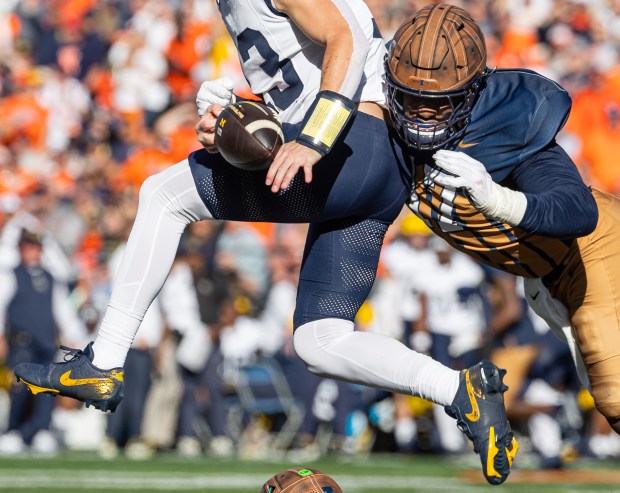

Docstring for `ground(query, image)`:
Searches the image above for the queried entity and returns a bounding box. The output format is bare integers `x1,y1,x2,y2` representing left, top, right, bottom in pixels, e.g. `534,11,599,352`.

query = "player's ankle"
91,339,127,369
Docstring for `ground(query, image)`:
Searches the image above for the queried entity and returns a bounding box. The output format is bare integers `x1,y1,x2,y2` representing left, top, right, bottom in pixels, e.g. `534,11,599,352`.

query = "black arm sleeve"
511,142,598,238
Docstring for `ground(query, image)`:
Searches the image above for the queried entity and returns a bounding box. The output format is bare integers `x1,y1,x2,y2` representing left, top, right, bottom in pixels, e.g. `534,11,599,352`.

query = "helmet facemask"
386,69,484,151
385,4,487,151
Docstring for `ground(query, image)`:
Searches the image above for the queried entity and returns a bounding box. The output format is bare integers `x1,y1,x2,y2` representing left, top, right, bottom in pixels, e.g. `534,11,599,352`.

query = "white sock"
92,161,211,369
293,318,460,406
92,304,140,369
413,353,461,406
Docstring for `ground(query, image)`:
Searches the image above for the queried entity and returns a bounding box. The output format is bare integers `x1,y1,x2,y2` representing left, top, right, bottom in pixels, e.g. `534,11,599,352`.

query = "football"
215,101,284,171
260,467,343,493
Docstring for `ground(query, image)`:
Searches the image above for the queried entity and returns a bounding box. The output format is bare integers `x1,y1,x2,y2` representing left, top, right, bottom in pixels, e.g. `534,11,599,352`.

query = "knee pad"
293,318,354,376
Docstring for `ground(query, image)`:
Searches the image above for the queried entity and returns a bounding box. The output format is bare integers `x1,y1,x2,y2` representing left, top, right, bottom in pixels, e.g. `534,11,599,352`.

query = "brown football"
260,467,344,493
215,101,284,171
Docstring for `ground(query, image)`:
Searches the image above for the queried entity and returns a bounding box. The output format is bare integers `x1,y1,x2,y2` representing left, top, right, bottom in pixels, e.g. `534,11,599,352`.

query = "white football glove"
196,77,236,116
430,149,527,226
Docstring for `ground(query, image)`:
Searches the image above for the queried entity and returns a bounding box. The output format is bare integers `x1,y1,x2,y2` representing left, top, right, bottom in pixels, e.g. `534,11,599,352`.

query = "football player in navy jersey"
14,1,516,484
385,0,620,462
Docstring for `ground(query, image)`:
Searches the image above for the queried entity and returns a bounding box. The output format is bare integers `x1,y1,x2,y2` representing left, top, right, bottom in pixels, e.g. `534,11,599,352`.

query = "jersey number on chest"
237,28,303,111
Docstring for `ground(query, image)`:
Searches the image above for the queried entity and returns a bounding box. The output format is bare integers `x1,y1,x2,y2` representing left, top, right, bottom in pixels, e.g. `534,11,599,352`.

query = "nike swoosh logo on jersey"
458,141,480,148
464,370,481,422
531,291,540,300
59,371,112,387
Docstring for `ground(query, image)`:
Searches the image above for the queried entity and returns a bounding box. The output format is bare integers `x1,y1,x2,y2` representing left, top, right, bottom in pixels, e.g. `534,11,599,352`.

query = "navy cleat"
14,343,124,413
445,360,519,485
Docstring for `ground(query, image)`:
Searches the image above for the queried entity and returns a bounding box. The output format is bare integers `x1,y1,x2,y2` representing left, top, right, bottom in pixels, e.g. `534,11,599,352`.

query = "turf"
0,452,618,492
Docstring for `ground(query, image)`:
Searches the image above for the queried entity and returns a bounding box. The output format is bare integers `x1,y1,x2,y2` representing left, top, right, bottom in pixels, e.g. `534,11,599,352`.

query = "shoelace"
59,345,84,362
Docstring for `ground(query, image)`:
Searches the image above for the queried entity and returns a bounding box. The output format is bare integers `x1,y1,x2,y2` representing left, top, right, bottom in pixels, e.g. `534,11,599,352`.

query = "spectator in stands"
0,228,87,455
411,236,487,454
98,242,165,460
166,225,246,457
481,267,578,468
173,286,234,459
215,222,270,303
381,213,434,452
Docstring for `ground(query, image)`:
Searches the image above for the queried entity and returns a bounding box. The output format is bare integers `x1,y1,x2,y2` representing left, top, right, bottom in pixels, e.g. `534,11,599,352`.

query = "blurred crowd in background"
0,0,620,470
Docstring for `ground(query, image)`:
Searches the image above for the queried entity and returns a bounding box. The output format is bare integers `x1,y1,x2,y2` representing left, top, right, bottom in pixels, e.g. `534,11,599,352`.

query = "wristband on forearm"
296,90,357,155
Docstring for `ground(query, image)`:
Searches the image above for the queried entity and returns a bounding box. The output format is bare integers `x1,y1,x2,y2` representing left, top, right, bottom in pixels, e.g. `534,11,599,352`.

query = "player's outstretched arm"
266,0,370,193
431,148,598,238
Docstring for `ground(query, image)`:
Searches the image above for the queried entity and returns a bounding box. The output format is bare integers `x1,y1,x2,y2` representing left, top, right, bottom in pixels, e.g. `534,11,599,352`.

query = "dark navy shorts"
188,111,410,327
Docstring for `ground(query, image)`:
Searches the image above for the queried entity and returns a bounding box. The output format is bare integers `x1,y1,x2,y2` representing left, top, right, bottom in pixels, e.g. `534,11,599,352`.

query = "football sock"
92,304,137,369
294,318,460,406
92,162,211,369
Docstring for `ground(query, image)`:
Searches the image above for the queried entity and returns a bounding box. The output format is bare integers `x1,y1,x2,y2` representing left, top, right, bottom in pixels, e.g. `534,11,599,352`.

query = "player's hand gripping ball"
260,467,343,493
215,101,284,171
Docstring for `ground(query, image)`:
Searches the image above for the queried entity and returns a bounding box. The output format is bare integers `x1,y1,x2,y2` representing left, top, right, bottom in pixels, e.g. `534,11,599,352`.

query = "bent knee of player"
138,169,179,213
138,172,163,204
293,322,327,375
293,319,353,376
138,160,206,223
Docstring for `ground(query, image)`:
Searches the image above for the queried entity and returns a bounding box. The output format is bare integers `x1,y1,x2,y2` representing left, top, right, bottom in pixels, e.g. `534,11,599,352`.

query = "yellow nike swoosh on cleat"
59,371,113,387
464,370,481,422
458,141,480,148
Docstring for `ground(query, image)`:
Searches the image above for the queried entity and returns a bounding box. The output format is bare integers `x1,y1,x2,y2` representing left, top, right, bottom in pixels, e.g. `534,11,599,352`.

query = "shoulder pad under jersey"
457,69,571,182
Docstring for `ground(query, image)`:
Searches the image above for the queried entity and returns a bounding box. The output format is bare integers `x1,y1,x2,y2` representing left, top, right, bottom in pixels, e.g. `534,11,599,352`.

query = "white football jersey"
414,251,486,337
216,0,386,124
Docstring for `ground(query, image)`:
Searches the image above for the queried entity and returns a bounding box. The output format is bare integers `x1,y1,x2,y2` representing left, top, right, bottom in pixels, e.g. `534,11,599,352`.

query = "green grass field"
0,452,619,493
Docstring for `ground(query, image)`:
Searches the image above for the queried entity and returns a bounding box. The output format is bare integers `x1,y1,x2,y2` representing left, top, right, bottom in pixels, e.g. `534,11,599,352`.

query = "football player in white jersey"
15,1,513,484
197,0,387,193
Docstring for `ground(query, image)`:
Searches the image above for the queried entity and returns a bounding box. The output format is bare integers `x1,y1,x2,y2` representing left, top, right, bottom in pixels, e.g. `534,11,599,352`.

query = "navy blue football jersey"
409,69,576,278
